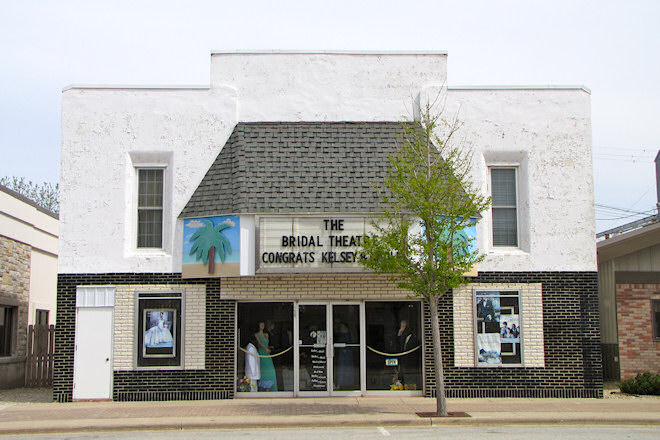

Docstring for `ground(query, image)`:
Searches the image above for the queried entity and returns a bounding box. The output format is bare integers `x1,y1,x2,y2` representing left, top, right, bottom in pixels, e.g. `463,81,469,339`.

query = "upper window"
475,290,522,366
137,169,164,248
653,299,660,342
490,168,518,247
36,309,49,326
0,305,16,357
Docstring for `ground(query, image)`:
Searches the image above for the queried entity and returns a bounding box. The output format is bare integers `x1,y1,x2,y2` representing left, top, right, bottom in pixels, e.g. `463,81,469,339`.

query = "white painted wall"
59,86,238,273
210,51,448,122
0,189,58,255
444,87,596,271
59,51,595,274
0,187,58,324
28,250,58,325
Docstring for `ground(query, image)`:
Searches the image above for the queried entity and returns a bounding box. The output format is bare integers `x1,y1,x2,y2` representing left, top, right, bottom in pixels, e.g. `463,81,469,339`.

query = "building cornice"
62,85,210,92
211,50,448,56
449,85,591,94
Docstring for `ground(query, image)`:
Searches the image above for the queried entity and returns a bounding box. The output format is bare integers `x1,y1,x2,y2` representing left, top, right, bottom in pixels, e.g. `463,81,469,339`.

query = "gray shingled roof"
179,122,407,217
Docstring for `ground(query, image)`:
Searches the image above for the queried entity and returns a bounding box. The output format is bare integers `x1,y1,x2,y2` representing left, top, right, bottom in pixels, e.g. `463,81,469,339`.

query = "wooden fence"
25,324,55,387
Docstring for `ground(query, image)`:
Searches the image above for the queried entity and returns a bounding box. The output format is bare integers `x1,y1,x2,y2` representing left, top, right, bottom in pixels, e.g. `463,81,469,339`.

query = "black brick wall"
423,271,603,398
55,271,602,401
54,273,234,402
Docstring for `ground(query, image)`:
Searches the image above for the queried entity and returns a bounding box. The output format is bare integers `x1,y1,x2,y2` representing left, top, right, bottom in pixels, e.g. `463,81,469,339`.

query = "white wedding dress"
145,316,174,347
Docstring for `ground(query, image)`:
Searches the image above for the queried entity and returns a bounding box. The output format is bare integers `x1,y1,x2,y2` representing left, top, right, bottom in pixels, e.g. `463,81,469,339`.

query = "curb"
1,415,660,435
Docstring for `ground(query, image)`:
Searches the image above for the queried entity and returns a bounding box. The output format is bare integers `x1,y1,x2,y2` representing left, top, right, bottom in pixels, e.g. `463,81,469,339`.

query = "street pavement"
0,388,659,435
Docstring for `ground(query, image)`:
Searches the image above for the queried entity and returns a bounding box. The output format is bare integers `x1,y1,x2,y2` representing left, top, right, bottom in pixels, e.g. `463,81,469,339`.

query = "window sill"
130,248,170,258
0,355,26,364
475,363,526,368
487,247,528,256
134,365,184,371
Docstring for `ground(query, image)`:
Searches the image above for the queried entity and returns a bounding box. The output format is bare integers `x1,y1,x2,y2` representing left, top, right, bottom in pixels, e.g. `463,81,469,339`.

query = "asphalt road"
2,425,659,440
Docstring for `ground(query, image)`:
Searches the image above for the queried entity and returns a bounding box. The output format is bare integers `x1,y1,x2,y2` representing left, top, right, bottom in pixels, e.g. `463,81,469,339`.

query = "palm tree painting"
189,219,232,274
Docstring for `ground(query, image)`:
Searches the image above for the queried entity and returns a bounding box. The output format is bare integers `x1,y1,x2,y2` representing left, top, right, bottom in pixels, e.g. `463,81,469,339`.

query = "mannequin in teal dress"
255,322,278,391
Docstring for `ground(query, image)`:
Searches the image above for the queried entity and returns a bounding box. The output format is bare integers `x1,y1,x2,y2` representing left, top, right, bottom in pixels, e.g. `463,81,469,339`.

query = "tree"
0,176,59,214
359,103,490,416
189,219,232,274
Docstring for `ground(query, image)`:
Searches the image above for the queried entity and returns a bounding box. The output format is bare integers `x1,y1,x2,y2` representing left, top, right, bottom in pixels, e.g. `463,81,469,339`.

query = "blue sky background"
1,1,658,233
183,215,240,264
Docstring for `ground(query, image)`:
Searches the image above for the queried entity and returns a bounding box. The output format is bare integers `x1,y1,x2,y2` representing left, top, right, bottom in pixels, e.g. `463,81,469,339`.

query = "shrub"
619,372,660,395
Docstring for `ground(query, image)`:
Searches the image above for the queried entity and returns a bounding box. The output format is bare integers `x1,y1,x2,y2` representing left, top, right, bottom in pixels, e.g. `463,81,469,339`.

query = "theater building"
54,51,601,402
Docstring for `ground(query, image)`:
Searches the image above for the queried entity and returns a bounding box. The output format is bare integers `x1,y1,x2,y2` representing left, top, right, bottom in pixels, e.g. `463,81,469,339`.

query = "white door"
73,307,114,400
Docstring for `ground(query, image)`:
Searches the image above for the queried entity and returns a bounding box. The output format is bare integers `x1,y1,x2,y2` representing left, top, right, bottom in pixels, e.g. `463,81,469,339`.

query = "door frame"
294,301,364,397
72,306,114,401
295,302,329,397
328,302,364,397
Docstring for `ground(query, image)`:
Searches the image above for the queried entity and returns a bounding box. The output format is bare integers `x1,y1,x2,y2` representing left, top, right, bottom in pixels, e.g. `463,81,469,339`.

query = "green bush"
619,372,660,395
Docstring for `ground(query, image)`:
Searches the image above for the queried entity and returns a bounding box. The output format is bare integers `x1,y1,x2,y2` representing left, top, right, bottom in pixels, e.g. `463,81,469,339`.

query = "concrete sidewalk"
1,395,659,435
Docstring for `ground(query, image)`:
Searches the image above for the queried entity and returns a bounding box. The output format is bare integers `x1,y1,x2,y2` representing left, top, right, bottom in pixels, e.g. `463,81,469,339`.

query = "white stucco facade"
59,51,596,274
446,87,595,271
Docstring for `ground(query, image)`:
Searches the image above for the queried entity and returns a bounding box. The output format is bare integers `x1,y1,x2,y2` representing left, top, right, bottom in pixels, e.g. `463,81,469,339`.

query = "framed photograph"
143,309,176,358
136,292,182,368
477,333,501,365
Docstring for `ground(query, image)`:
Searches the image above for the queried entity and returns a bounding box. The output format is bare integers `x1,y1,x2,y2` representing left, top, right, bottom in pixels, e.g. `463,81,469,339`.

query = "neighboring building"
0,185,58,388
55,51,600,402
597,155,660,381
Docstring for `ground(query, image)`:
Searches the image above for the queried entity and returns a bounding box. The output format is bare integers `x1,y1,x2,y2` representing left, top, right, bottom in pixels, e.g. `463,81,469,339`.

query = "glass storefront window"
365,301,422,391
237,302,294,392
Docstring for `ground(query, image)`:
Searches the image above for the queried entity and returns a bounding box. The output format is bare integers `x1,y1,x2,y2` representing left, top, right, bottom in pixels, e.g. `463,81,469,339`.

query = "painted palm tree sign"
190,219,232,274
182,215,240,277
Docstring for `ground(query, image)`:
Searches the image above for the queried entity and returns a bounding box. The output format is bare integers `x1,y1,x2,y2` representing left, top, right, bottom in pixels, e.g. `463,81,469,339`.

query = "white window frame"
473,289,524,367
126,152,173,257
489,167,520,248
136,167,165,249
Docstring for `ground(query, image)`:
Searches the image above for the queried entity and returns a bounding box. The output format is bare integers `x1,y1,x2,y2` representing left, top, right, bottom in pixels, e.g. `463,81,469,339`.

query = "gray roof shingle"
179,122,407,217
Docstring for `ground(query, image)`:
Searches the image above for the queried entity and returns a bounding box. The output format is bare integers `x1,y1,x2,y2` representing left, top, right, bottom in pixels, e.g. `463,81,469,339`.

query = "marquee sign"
180,214,479,277
258,216,372,273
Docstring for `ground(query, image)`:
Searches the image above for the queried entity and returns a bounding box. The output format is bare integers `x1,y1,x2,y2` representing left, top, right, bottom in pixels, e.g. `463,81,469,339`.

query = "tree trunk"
208,246,215,274
429,295,448,416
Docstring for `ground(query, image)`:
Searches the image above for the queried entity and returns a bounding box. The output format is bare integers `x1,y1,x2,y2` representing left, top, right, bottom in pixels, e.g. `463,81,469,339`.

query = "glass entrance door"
297,304,328,394
331,304,361,393
296,303,363,396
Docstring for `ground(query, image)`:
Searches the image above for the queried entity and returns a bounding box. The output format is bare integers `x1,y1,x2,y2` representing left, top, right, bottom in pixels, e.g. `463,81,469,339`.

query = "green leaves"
1,176,59,214
359,105,490,301
189,219,232,264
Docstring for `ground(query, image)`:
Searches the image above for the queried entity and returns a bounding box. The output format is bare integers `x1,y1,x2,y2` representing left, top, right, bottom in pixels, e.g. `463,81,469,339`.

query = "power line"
594,147,657,152
593,147,657,163
596,214,653,221
628,185,655,210
593,155,655,163
594,203,654,216
595,203,656,221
